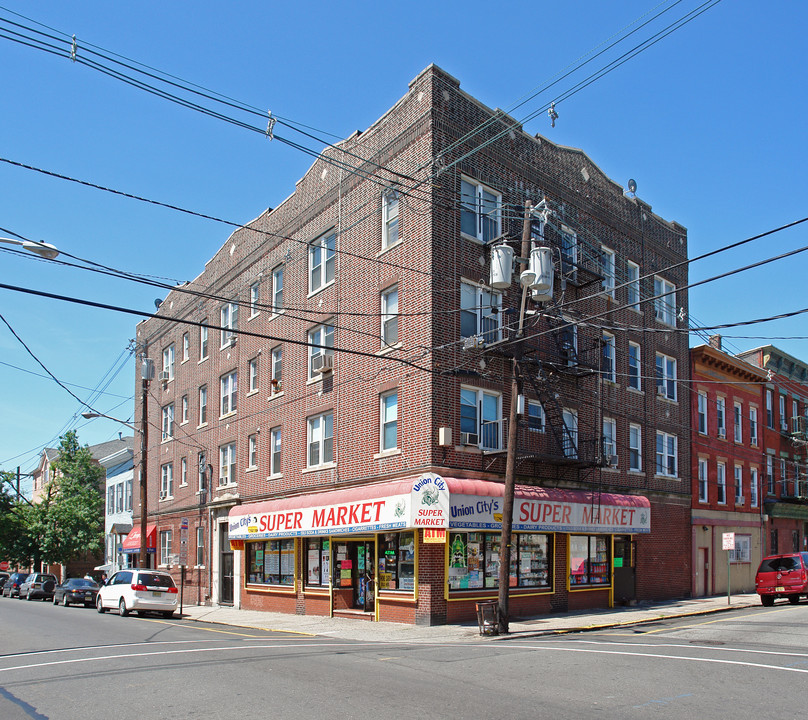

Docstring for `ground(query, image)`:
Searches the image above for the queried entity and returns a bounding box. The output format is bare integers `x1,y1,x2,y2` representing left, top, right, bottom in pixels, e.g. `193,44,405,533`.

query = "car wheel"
96,596,106,613
26,590,32,601
64,597,70,607
761,595,775,607
162,611,174,619
53,595,58,605
119,598,129,617
788,594,800,604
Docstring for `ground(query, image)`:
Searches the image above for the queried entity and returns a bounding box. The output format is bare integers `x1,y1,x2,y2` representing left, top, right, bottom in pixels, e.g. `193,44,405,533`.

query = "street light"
0,237,60,260
81,411,135,430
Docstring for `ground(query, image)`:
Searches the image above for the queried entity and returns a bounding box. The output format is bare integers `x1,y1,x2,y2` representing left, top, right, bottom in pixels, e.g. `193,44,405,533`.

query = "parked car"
96,569,178,618
2,572,30,598
0,572,9,591
20,572,58,601
53,578,100,607
755,552,808,606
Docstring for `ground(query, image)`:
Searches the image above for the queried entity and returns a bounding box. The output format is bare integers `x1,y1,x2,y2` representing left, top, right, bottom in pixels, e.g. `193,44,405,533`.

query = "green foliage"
0,431,106,567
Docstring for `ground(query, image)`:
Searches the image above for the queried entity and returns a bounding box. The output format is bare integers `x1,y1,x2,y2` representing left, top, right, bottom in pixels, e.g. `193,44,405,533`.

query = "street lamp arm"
81,411,136,431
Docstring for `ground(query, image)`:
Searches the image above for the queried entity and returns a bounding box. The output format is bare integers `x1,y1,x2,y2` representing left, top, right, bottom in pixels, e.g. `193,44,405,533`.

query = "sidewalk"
176,592,761,643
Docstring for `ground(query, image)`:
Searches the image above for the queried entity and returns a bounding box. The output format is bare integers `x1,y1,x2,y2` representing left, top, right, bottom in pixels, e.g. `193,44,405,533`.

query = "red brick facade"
133,65,692,625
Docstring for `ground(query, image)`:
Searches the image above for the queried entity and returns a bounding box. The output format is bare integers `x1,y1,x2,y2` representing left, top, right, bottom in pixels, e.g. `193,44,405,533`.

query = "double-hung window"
181,395,188,424
767,455,774,494
717,462,727,504
380,391,398,452
655,432,677,477
735,465,744,504
180,457,187,487
602,333,616,382
655,353,677,400
160,463,173,499
716,397,726,438
603,417,617,465
751,467,759,507
734,402,743,443
196,527,204,567
527,400,544,432
160,530,172,566
381,286,399,347
628,342,641,391
116,483,124,513
162,344,175,380
698,458,708,502
779,394,788,431
629,424,642,472
271,265,284,315
309,231,335,293
461,388,502,450
600,246,615,298
382,189,400,248
270,427,282,476
219,442,236,486
270,347,282,394
460,177,501,243
161,404,174,441
249,282,260,318
697,392,708,434
750,407,758,445
653,276,676,325
766,389,774,428
248,434,258,469
220,302,238,347
307,411,334,467
220,371,238,416
460,282,501,344
627,261,640,310
308,323,334,379
198,385,207,425
200,322,208,360
560,227,578,280
182,333,189,362
562,408,579,459
248,357,259,393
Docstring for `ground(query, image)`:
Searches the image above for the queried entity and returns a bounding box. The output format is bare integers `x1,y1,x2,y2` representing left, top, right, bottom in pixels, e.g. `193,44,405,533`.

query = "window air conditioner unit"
158,371,171,382
656,384,666,395
607,455,619,468
460,432,479,446
718,428,726,439
312,354,334,373
225,335,237,347
159,491,167,500
219,477,228,486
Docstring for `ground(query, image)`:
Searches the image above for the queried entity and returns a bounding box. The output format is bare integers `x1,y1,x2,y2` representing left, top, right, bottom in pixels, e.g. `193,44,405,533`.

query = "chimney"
118,432,123,441
709,334,722,351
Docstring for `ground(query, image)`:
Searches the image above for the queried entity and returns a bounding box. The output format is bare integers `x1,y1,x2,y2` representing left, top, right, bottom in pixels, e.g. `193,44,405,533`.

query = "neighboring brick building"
736,345,808,557
690,339,767,596
133,65,691,625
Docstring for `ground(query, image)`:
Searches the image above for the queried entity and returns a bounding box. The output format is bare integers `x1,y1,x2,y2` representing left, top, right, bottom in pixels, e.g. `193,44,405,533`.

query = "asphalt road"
1,595,807,719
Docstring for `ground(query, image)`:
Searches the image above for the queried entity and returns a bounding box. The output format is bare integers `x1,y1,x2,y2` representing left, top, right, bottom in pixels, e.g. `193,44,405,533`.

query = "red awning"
121,523,157,553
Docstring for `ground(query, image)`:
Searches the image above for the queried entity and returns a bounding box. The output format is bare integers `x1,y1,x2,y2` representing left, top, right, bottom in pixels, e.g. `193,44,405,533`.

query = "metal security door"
219,523,234,605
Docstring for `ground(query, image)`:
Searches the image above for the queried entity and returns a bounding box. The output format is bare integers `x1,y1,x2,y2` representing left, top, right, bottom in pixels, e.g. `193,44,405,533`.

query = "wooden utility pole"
497,199,533,633
139,355,152,570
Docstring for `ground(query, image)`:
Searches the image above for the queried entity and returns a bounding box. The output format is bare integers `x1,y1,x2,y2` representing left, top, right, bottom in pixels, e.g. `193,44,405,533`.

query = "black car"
0,572,9,591
2,572,29,598
53,578,100,607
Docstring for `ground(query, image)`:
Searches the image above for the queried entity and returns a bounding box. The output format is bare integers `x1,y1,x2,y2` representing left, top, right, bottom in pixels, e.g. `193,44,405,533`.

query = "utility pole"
139,353,153,570
497,199,533,633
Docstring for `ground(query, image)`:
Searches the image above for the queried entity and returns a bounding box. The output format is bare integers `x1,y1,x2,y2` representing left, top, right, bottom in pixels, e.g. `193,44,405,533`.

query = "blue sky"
1,0,807,488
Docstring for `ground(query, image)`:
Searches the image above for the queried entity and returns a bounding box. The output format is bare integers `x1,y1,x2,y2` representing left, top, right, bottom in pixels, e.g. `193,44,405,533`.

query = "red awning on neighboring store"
121,524,157,553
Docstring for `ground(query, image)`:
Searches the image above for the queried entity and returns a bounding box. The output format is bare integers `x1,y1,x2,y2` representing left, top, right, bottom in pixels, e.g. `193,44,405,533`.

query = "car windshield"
69,579,98,588
138,573,175,589
758,556,801,572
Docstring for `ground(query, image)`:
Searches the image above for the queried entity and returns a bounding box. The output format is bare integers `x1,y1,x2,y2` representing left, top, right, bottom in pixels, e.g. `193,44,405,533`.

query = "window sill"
656,395,678,405
654,474,681,481
302,463,336,474
198,356,209,365
268,390,284,400
269,310,285,321
601,378,618,387
377,342,403,356
460,231,485,246
307,280,335,299
247,389,259,397
216,482,238,491
455,445,482,454
181,358,189,365
245,466,258,473
180,420,188,427
601,466,619,473
374,448,401,460
158,495,174,502
179,482,188,488
627,387,643,395
378,239,404,256
248,312,260,321
219,412,237,421
197,422,208,430
267,473,282,481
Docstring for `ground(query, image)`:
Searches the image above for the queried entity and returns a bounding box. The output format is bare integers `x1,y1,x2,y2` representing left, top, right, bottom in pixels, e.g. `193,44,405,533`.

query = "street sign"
0,560,9,571
179,517,189,566
722,532,735,550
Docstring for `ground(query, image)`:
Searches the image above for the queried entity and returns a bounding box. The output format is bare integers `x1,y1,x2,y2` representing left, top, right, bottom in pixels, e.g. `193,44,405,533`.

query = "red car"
755,553,808,606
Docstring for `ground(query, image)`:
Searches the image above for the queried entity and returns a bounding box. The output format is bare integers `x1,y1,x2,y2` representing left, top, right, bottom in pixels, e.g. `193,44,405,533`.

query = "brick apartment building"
736,346,808,556
132,65,691,625
690,339,767,596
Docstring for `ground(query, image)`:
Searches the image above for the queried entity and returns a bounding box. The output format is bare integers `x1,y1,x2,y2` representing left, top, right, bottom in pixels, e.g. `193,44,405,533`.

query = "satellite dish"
627,179,637,194
154,298,163,309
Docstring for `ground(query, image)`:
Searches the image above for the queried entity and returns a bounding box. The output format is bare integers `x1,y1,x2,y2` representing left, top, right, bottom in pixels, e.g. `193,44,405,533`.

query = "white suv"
96,569,178,618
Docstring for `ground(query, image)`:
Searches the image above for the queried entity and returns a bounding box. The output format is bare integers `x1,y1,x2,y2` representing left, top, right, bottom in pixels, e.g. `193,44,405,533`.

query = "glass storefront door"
333,539,375,612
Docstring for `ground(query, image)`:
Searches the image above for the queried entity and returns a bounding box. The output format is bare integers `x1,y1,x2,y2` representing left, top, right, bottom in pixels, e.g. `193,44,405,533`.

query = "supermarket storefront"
228,474,650,624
